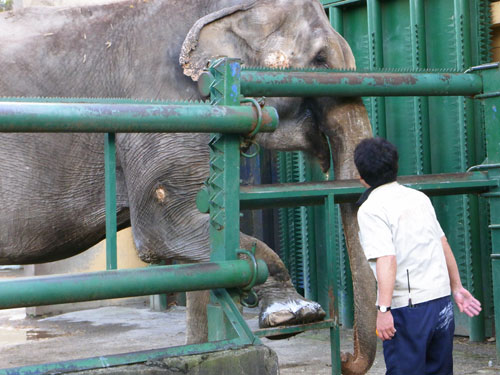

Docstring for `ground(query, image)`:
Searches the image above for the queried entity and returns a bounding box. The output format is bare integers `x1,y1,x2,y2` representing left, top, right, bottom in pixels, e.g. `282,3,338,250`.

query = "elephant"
0,0,376,373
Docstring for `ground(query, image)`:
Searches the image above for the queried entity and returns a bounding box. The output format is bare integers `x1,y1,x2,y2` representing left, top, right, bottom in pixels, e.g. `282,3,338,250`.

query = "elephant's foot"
257,285,325,340
260,298,325,328
239,234,325,338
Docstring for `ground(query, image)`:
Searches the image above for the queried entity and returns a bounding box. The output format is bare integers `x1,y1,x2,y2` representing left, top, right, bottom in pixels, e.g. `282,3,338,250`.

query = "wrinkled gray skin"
0,1,375,373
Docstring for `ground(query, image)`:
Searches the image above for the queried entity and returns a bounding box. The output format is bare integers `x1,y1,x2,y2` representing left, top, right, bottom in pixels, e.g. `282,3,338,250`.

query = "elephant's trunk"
320,98,377,375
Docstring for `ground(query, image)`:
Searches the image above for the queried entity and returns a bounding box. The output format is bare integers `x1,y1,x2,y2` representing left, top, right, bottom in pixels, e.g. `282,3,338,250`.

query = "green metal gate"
324,0,493,340
2,58,500,373
277,0,494,339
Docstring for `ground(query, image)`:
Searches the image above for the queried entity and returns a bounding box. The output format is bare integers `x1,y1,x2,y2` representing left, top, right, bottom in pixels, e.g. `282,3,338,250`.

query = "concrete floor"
0,268,498,374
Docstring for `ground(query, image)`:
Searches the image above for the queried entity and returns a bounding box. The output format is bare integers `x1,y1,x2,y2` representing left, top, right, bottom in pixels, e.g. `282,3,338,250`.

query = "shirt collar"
357,181,399,207
370,181,399,196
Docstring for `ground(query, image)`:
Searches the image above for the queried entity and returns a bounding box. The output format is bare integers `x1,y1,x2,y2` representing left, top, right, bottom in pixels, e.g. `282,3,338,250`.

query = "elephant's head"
179,0,376,373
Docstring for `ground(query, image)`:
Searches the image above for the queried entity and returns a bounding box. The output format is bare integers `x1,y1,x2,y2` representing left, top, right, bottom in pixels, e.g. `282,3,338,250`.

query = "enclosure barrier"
198,69,483,97
0,101,278,133
239,172,498,208
0,260,268,309
1,58,500,375
0,81,277,374
198,59,500,371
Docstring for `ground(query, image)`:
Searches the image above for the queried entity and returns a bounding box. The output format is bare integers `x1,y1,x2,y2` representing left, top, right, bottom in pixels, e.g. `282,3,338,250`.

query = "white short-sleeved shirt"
357,182,451,308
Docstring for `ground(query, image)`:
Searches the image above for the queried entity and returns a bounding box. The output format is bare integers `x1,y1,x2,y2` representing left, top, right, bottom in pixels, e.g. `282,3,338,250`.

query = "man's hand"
453,287,482,317
376,310,396,341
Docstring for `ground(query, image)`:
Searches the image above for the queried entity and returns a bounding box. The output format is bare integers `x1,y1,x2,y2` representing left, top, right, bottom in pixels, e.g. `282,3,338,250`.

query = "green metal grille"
315,0,494,339
277,151,307,292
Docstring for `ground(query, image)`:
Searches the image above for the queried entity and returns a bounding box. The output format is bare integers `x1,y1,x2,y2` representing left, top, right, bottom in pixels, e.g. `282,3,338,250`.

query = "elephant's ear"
179,1,257,81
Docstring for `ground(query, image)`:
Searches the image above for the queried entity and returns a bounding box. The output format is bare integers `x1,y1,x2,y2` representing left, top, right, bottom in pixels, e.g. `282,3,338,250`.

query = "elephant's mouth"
303,103,333,174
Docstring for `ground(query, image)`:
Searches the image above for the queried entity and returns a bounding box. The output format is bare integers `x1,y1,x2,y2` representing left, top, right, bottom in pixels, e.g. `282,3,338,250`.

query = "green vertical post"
454,0,484,342
330,6,343,33
277,153,291,270
409,0,431,175
367,0,386,138
324,193,341,375
480,66,500,358
304,158,323,303
207,58,243,341
104,133,117,270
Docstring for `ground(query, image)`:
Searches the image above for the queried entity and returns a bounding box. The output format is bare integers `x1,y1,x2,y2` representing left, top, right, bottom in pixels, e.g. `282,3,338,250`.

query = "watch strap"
377,305,391,312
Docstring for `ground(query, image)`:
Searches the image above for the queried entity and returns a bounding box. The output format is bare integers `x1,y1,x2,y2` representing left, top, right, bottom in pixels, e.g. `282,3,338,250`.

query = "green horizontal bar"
0,260,268,309
0,101,278,133
482,192,500,197
240,172,497,209
253,319,337,338
0,340,250,375
320,0,362,6
240,71,483,97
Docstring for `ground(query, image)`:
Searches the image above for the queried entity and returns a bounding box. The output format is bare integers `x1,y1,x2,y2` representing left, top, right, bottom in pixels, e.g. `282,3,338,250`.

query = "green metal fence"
325,0,493,340
274,0,496,338
2,57,500,374
234,61,500,361
0,71,278,374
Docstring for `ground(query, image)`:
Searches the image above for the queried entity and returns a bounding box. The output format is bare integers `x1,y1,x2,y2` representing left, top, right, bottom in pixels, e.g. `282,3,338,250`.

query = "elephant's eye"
312,49,328,68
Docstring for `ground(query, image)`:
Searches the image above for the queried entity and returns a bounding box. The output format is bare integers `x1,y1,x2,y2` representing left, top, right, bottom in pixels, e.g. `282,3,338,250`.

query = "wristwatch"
377,305,391,313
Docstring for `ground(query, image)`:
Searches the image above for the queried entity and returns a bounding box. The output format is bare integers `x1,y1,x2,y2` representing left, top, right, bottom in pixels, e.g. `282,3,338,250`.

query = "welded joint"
467,164,500,172
464,62,500,73
473,92,500,100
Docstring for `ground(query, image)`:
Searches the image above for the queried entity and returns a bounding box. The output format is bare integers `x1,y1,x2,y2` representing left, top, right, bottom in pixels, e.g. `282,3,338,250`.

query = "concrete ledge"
65,345,279,375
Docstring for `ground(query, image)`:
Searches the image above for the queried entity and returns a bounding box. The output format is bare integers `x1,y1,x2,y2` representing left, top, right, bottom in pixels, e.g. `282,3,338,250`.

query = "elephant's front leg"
186,290,210,344
240,234,325,329
184,233,326,345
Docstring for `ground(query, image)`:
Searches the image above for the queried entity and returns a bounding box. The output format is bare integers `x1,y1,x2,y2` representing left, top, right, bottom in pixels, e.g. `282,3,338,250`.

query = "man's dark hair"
354,137,399,187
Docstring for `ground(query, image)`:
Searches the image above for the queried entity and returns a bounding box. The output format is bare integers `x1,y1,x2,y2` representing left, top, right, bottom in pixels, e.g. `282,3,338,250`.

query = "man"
354,137,482,375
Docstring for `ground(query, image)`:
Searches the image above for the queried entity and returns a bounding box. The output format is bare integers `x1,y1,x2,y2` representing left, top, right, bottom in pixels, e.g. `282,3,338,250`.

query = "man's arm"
376,255,397,341
441,236,482,317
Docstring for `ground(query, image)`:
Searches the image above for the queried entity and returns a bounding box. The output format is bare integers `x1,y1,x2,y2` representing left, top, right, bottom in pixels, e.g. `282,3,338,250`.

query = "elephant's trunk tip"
340,351,375,375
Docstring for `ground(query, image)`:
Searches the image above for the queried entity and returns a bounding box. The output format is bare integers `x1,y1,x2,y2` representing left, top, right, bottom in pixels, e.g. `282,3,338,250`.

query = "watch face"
378,305,388,312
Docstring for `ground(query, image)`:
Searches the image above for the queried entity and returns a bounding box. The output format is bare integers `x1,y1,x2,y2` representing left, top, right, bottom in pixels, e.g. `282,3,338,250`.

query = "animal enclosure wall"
273,0,494,339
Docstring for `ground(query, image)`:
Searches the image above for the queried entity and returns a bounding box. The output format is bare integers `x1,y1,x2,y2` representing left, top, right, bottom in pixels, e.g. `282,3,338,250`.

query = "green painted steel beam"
321,0,362,6
206,58,252,343
211,288,261,345
0,340,252,375
409,0,431,175
492,258,500,356
324,194,341,374
480,66,500,358
0,101,278,134
0,260,268,309
104,133,118,270
239,172,498,209
367,0,386,138
253,319,336,338
239,70,483,97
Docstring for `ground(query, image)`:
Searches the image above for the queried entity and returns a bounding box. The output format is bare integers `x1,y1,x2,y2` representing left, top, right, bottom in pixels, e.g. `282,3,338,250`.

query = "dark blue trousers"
383,296,455,375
